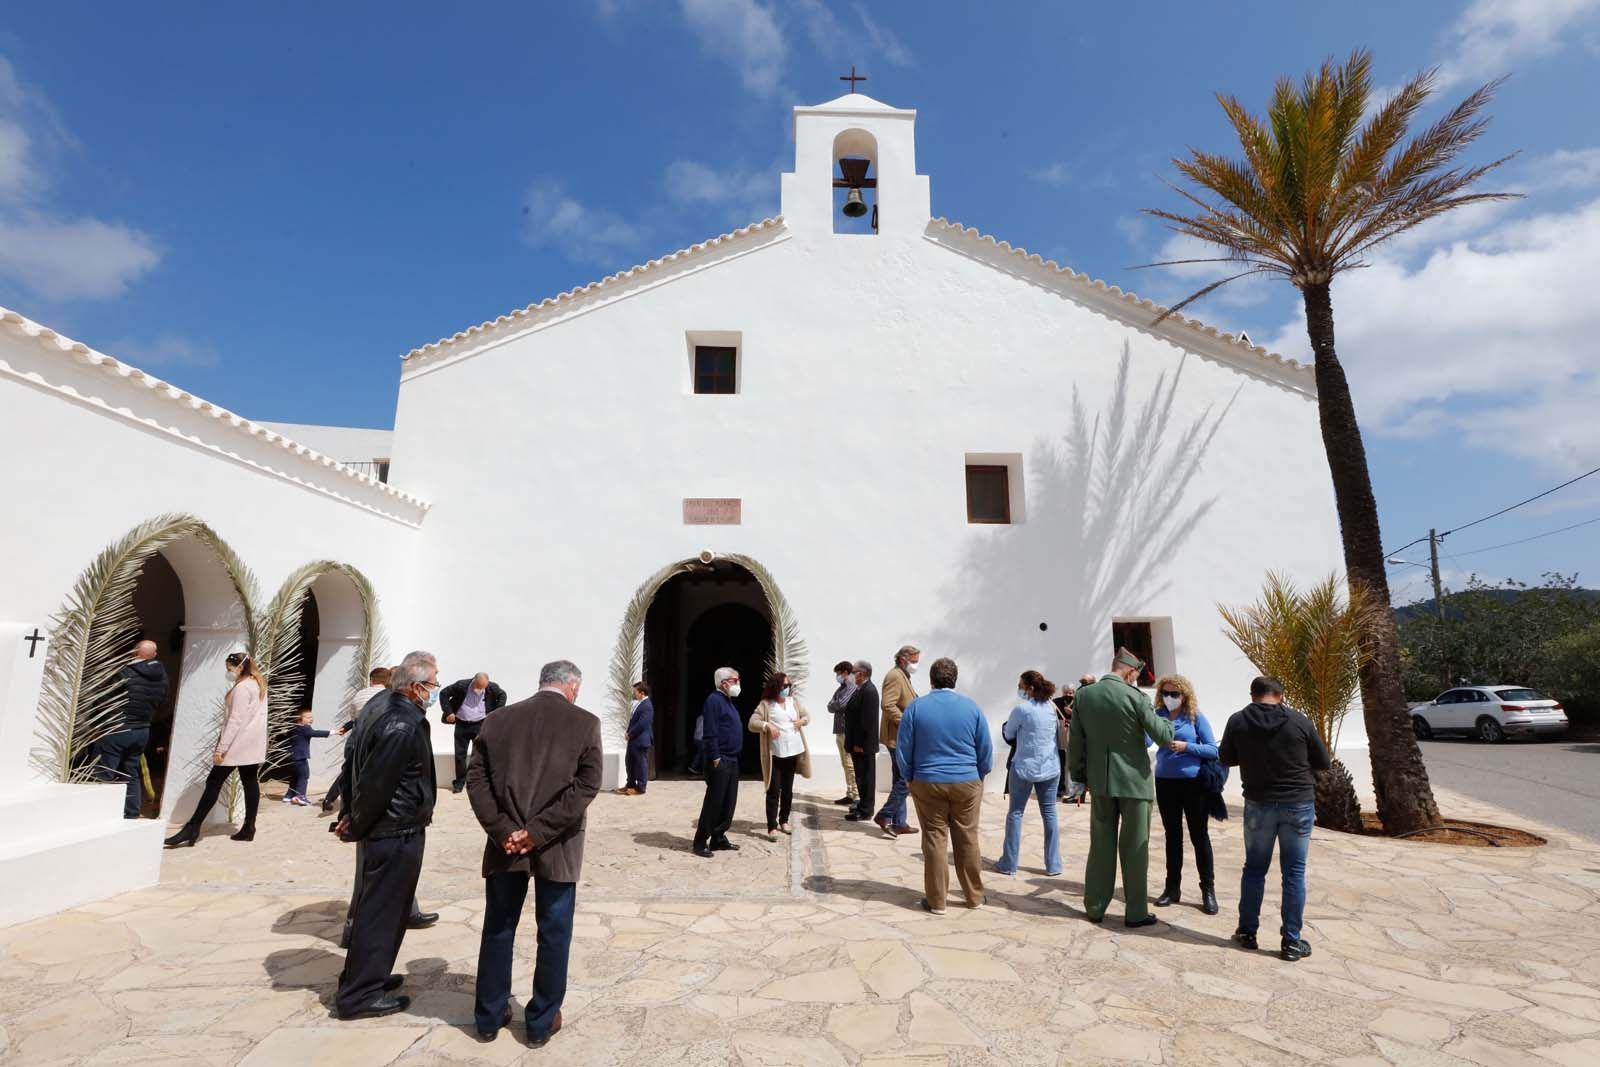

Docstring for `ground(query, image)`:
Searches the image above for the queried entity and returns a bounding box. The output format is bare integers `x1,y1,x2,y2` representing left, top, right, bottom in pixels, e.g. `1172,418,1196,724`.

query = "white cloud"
521,180,650,266
1528,147,1600,191
0,54,161,302
1434,0,1600,89
1029,162,1070,186
679,0,787,97
0,214,160,301
1265,194,1600,470
1114,214,1149,247
109,333,220,370
663,159,776,222
855,4,914,67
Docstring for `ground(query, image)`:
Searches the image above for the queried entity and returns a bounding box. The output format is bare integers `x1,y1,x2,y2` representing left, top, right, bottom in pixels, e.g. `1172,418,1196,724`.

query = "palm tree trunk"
1301,281,1441,834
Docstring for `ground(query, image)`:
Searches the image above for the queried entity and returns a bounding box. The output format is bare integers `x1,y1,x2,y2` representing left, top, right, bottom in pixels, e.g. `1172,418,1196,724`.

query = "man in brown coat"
875,644,920,837
466,659,602,1046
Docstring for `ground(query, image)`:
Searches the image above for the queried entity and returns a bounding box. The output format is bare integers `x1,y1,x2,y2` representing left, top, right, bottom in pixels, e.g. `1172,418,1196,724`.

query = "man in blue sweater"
692,667,744,858
896,657,993,913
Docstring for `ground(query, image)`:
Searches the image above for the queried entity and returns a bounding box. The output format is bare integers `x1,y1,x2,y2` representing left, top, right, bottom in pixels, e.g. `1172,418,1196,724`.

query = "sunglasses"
1159,690,1182,700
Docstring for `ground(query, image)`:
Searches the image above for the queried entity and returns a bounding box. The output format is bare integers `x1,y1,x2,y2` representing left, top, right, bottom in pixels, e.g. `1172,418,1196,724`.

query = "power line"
1383,462,1600,557
1440,513,1600,560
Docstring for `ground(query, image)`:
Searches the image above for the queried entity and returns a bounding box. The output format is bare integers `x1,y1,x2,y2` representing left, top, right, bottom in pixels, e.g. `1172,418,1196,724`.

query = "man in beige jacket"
875,644,920,837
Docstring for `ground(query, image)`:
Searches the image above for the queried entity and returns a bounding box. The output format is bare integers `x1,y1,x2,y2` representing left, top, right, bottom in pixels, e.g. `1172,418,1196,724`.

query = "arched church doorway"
643,561,773,779
128,551,184,816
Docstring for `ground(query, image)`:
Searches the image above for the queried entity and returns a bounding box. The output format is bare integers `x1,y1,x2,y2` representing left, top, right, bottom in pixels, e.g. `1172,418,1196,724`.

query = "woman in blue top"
996,670,1062,876
1148,673,1220,914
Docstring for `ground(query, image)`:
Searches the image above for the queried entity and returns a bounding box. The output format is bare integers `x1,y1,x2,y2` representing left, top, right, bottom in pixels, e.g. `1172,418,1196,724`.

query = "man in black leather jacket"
334,651,440,1020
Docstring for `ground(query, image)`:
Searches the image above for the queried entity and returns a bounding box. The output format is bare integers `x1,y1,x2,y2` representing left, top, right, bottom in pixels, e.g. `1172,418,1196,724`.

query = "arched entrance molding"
34,513,260,783
259,561,385,777
606,552,808,740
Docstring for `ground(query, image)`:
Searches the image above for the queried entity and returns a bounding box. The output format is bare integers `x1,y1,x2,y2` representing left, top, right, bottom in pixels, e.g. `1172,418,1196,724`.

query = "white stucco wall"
0,315,426,826
386,96,1350,791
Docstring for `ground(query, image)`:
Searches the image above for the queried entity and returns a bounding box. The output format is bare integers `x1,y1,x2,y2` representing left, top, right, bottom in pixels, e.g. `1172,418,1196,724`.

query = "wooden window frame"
965,464,1011,525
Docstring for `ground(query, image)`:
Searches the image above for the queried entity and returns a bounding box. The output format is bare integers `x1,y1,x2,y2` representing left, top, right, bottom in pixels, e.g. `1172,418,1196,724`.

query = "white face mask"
836,673,847,685
905,662,919,675
1017,688,1028,702
727,684,742,699
1163,694,1183,712
226,667,240,681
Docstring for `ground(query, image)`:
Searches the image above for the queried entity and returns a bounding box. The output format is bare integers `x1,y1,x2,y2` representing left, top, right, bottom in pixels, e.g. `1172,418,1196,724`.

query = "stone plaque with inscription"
682,498,741,525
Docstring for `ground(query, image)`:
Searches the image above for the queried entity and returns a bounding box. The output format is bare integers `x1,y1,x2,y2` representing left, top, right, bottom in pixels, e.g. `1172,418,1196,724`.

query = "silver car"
1411,686,1569,743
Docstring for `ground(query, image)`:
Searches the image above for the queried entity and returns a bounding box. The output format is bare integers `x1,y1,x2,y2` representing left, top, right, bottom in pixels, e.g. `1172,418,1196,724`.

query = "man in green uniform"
1067,648,1174,926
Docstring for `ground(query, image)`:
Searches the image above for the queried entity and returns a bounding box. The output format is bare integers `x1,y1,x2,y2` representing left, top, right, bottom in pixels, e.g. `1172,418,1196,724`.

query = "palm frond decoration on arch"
33,513,260,782
605,553,809,739
258,561,386,775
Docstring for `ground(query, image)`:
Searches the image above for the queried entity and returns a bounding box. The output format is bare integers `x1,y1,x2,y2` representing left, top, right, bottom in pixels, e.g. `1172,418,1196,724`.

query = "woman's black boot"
1200,885,1219,915
163,825,199,849
1155,885,1181,907
230,825,256,842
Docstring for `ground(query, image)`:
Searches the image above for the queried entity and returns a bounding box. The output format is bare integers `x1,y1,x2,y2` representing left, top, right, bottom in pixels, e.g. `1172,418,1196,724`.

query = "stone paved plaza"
2,778,1599,1066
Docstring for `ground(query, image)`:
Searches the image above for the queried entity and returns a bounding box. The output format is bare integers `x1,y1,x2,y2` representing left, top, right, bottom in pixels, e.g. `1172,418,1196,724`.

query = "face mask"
727,684,742,699
421,686,438,708
1017,688,1028,702
836,673,847,685
780,686,792,699
226,668,240,681
906,663,919,675
1163,694,1183,712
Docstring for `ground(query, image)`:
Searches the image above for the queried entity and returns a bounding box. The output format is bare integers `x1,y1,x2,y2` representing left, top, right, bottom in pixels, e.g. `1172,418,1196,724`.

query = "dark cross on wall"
839,66,867,92
24,628,44,658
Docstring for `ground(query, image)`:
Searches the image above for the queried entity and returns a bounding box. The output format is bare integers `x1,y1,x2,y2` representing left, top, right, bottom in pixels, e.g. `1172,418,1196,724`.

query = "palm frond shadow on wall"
926,344,1235,688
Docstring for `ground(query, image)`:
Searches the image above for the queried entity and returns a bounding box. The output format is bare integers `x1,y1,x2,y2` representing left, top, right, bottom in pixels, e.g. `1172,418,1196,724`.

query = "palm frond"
722,553,810,694
32,514,260,782
606,559,697,739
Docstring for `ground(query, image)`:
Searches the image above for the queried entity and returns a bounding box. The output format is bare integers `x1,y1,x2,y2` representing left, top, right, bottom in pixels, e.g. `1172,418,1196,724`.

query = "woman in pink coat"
164,652,270,847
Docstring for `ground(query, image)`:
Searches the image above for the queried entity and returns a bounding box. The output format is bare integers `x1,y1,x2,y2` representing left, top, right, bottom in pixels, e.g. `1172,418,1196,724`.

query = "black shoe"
451,783,464,794
692,845,714,858
833,796,854,805
844,812,865,821
339,924,352,950
382,974,404,992
229,826,255,842
477,1005,513,1040
528,1009,563,1048
1085,914,1104,924
1155,887,1180,907
1124,915,1159,929
1233,930,1258,950
163,826,198,849
710,839,740,851
1201,888,1219,915
406,911,439,929
1281,937,1312,962
339,993,410,1020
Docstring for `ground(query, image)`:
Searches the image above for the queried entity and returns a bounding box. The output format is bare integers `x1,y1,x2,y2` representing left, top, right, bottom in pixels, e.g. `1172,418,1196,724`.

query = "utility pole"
1430,528,1449,688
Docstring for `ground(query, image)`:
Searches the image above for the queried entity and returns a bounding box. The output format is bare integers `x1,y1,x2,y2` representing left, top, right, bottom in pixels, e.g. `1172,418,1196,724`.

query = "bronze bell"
842,188,868,218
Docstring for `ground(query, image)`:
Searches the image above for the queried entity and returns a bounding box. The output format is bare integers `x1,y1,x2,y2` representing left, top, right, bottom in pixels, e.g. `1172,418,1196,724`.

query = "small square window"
693,346,737,395
965,465,1011,524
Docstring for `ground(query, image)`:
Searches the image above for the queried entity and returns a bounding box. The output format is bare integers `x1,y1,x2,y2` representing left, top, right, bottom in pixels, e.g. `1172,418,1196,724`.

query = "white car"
1411,686,1569,743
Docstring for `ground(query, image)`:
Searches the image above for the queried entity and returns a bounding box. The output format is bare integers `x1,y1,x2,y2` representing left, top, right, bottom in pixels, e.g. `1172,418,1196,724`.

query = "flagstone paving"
1,778,1598,1065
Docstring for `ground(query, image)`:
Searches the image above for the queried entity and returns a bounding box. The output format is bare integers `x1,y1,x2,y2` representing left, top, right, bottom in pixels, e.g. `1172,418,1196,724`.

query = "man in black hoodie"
1218,676,1330,962
93,640,169,818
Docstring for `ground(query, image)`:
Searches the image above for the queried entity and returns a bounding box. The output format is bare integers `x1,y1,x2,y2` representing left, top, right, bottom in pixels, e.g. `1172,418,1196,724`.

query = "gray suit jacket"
466,689,603,882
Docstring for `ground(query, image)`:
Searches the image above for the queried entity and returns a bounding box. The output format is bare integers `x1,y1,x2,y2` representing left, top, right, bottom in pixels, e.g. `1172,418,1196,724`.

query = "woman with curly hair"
996,669,1062,877
1149,673,1220,914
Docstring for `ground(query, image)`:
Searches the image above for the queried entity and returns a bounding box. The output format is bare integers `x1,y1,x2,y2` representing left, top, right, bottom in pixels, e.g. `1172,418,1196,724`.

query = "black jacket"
440,678,507,721
341,690,437,840
1218,701,1331,805
843,680,880,754
116,660,169,730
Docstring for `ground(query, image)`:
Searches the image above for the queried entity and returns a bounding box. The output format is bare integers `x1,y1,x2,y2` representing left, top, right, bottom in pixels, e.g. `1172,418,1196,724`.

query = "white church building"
0,92,1346,925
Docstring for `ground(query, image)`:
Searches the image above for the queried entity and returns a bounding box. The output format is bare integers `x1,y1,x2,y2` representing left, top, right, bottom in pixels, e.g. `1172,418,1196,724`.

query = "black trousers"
693,757,740,849
625,745,650,792
337,829,425,1015
345,842,425,930
850,749,877,819
765,754,799,830
1156,775,1215,891
453,720,484,787
182,763,260,830
93,727,149,818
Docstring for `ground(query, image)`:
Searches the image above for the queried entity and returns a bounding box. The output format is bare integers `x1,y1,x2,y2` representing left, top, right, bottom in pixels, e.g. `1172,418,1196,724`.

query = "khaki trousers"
909,779,985,910
835,734,859,801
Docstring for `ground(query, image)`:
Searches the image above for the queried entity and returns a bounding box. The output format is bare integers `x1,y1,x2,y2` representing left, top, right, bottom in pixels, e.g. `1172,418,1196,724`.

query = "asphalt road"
1418,736,1600,841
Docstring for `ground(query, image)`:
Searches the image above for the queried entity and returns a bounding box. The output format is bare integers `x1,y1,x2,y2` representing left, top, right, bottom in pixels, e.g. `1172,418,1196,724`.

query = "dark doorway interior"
267,591,319,779
643,562,772,779
130,550,185,815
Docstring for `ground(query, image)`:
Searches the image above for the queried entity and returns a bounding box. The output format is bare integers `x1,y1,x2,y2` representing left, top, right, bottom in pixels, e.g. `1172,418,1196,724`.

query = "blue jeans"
997,772,1061,875
474,872,576,1039
875,749,909,826
1238,800,1314,943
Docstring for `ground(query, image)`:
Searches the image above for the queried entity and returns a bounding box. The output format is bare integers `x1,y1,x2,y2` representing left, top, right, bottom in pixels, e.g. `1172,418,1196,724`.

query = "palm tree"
1146,51,1517,833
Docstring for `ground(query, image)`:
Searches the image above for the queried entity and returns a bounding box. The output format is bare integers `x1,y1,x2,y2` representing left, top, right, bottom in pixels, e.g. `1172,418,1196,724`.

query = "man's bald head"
132,640,158,661
472,672,490,690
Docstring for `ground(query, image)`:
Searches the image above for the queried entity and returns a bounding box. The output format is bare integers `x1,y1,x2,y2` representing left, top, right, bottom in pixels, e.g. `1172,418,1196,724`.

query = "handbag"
1198,758,1229,822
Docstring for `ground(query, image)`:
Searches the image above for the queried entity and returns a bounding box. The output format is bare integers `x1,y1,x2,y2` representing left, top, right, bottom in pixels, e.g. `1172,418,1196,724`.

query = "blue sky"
3,1,1599,598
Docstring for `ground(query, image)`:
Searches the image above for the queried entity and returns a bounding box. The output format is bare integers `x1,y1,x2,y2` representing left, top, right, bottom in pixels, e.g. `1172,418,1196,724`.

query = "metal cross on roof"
839,66,867,92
